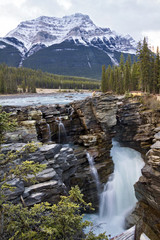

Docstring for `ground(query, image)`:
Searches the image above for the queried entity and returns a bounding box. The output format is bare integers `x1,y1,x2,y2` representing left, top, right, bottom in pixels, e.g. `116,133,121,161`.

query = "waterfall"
84,140,144,237
47,123,52,141
67,106,74,119
56,117,67,143
86,152,100,194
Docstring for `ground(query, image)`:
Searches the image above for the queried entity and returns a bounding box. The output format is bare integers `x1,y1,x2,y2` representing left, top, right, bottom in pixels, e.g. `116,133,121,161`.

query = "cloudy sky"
0,0,160,49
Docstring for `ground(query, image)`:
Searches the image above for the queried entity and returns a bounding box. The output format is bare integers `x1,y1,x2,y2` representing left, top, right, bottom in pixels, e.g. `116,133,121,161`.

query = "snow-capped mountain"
0,13,137,79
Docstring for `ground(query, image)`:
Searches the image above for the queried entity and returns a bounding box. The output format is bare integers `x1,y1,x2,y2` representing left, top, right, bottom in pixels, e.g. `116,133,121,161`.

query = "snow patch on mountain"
5,13,137,58
0,37,25,55
0,44,6,49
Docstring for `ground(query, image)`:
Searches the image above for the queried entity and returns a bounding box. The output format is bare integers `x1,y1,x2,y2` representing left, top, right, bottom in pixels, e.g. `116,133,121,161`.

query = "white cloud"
142,30,160,50
57,0,72,10
13,0,26,7
0,0,159,49
0,0,26,7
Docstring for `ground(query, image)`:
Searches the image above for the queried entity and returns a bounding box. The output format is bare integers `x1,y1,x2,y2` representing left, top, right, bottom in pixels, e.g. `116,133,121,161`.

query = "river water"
84,140,144,238
0,92,92,106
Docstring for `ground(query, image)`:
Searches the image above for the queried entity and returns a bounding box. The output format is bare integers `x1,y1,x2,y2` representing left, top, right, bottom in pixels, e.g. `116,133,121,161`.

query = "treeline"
0,65,100,94
101,37,160,94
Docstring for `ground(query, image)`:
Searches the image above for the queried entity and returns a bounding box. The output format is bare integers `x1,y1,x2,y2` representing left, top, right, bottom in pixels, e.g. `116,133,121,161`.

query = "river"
0,92,92,106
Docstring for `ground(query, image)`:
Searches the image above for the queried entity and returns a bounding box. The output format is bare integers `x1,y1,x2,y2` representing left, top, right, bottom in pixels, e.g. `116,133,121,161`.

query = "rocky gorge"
1,93,160,239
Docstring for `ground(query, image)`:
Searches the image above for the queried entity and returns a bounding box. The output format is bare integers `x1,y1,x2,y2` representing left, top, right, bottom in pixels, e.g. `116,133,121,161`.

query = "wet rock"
40,144,62,159
150,141,160,149
1,143,26,153
4,120,38,143
154,126,160,132
5,178,24,200
72,94,118,133
23,180,64,206
20,120,37,136
36,119,50,142
23,180,59,197
134,136,160,239
154,131,160,140
54,147,77,182
79,134,97,146
28,109,42,120
36,168,57,182
93,95,118,128
23,192,45,206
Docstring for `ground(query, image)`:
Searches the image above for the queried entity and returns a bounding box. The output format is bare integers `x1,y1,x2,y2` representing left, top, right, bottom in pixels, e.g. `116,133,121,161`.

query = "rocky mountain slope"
0,13,137,79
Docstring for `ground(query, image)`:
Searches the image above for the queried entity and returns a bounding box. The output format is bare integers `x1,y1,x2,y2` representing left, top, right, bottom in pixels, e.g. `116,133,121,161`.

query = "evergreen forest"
101,38,160,94
0,37,160,95
0,65,100,94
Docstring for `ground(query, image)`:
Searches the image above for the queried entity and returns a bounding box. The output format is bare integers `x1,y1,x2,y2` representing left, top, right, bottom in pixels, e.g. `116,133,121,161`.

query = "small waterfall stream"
84,140,144,238
86,152,100,194
56,117,67,143
47,123,52,141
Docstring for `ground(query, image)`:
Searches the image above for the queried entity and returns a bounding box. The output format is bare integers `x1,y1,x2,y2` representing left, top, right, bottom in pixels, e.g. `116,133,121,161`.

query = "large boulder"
4,120,38,143
23,180,64,206
4,178,24,200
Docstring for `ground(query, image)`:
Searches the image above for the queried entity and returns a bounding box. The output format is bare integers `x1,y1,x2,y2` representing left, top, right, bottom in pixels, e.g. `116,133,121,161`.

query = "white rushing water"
47,123,52,141
55,117,67,143
84,140,144,238
86,152,100,194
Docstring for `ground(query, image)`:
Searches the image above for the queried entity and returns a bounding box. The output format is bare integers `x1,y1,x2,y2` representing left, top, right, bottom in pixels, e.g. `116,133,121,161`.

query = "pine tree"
100,38,160,95
127,54,132,68
124,60,131,92
105,65,112,91
115,67,121,94
155,47,160,93
131,62,140,91
101,65,106,92
138,37,152,92
21,80,26,93
3,186,108,240
119,54,125,93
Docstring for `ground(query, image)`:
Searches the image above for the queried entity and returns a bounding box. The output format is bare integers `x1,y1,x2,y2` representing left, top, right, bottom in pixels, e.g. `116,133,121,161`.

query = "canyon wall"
115,97,160,240
1,94,160,239
1,94,118,209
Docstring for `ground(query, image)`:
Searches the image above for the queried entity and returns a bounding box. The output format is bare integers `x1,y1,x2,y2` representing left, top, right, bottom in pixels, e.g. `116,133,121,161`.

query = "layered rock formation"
115,97,160,240
70,94,118,207
115,97,160,153
134,137,160,240
1,94,160,239
1,94,118,209
1,143,77,206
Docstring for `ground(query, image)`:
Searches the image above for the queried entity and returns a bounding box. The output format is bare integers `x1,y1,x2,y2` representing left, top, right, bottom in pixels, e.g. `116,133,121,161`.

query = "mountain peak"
0,13,137,79
5,13,97,50
4,13,137,59
65,13,90,18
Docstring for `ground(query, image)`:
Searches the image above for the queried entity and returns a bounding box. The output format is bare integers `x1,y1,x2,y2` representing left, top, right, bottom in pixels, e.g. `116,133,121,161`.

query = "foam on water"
84,140,144,238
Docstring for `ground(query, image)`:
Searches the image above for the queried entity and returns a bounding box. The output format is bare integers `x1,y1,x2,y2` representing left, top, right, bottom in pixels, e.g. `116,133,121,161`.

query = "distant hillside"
0,40,21,67
0,64,100,94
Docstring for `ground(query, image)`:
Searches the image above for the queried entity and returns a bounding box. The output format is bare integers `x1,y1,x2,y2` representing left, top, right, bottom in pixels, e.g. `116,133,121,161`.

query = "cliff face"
115,98,160,153
70,94,118,207
1,94,118,209
134,140,160,239
115,97,160,240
